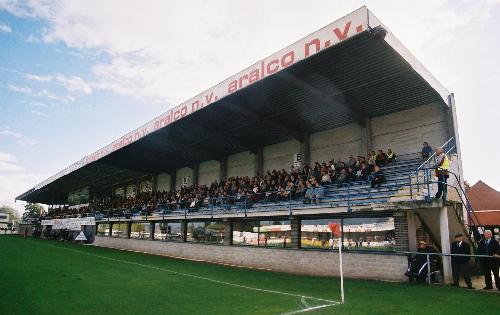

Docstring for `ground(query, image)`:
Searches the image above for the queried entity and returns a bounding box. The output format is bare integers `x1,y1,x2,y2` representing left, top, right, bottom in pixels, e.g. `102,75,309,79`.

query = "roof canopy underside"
18,32,447,204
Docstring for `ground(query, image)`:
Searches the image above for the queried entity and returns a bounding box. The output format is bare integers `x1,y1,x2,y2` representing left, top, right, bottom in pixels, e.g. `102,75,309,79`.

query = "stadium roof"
17,7,451,204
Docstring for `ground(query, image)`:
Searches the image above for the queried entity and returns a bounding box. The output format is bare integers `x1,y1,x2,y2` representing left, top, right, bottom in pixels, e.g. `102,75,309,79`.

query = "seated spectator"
374,150,386,167
321,172,331,185
357,161,371,181
304,181,314,204
421,142,433,159
312,181,324,204
371,165,386,189
348,155,356,168
337,168,348,186
387,149,396,165
368,152,376,171
347,167,356,182
295,180,306,200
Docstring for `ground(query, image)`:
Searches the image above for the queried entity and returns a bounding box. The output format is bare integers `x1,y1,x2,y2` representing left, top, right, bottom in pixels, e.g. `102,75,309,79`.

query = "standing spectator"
371,165,386,189
421,142,433,159
451,233,473,289
477,230,500,290
375,150,388,167
433,147,450,200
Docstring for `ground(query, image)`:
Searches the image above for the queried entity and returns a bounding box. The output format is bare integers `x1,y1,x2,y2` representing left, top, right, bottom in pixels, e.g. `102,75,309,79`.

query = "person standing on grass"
451,233,473,289
477,230,500,290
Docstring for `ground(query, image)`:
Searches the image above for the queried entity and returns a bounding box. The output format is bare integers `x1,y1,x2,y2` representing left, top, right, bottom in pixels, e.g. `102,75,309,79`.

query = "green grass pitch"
0,236,497,314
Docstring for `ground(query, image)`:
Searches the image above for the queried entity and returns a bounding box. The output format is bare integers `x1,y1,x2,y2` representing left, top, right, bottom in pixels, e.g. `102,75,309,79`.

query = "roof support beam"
182,121,259,154
147,133,223,162
277,71,366,127
220,100,305,142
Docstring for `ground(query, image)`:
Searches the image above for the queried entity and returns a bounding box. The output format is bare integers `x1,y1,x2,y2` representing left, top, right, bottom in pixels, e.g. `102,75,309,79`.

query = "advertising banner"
42,217,95,230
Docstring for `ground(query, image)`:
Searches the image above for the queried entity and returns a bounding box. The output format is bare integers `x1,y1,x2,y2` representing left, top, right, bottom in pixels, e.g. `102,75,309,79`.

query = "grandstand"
16,7,479,283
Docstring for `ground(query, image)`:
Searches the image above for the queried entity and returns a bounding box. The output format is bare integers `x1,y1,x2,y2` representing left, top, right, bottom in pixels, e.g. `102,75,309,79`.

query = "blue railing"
409,137,455,200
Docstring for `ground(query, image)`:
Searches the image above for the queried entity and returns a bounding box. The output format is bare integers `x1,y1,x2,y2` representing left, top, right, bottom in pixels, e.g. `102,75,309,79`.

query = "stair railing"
409,137,455,200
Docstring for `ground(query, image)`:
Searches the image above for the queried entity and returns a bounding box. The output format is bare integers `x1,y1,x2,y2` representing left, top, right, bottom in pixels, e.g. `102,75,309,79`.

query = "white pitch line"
51,243,339,306
281,303,336,315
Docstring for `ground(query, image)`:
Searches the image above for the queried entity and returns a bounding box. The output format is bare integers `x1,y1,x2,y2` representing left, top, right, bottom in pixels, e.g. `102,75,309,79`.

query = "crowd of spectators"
45,149,396,218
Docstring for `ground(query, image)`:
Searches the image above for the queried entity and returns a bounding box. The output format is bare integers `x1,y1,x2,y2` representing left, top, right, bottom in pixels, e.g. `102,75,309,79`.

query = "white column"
439,205,452,283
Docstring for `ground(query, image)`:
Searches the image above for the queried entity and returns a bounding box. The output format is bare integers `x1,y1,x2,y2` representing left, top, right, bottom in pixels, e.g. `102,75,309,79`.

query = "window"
301,218,341,249
204,222,225,244
186,222,205,242
342,217,395,251
130,222,150,239
155,222,182,241
112,223,128,238
259,220,291,248
97,223,109,236
233,220,259,246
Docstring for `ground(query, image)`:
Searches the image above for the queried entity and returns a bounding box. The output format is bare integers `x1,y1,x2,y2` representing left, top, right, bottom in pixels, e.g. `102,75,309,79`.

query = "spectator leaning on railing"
433,147,450,200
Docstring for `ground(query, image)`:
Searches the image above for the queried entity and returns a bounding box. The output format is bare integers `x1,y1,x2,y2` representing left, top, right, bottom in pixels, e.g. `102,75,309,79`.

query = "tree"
22,203,45,220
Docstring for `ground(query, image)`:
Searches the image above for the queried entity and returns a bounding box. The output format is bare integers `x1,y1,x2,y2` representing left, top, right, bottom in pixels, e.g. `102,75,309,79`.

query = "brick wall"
394,213,409,252
94,236,407,282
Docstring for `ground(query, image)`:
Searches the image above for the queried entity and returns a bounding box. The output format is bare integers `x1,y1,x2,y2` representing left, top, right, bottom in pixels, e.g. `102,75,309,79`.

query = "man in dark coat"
451,233,473,288
477,230,500,290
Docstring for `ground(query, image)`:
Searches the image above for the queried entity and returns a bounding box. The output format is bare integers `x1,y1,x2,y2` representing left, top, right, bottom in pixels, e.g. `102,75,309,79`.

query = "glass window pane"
97,223,109,236
204,222,225,244
233,220,259,246
130,222,150,239
186,222,205,242
155,222,183,241
112,223,128,238
342,217,395,251
301,218,341,249
259,220,291,248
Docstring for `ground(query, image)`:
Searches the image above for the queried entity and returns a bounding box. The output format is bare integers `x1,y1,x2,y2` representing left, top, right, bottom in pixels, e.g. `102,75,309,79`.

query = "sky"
1,0,499,214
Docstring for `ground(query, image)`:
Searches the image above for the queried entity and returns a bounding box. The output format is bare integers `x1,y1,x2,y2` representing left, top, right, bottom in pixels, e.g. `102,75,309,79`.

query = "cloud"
26,73,92,94
0,22,11,33
7,84,32,94
30,101,48,107
0,127,39,146
6,82,76,103
0,152,24,173
2,0,498,107
30,110,48,117
26,73,52,82
0,151,48,212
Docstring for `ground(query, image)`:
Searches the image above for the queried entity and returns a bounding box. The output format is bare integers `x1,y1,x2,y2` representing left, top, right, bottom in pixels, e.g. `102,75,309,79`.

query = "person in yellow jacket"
434,147,450,199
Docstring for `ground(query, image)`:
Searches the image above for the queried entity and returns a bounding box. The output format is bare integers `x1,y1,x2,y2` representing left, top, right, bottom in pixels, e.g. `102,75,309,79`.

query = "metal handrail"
416,167,482,229
411,136,455,180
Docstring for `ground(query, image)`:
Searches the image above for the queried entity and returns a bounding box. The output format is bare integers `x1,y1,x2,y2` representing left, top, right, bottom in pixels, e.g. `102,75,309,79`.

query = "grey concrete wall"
156,173,172,193
227,151,255,178
198,160,220,186
175,167,194,190
371,103,448,154
309,123,363,163
94,236,407,281
263,139,300,172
